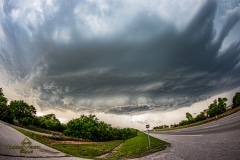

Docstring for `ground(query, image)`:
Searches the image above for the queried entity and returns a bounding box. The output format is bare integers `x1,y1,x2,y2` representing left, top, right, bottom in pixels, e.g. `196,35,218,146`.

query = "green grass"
13,127,167,159
109,132,167,160
50,141,122,158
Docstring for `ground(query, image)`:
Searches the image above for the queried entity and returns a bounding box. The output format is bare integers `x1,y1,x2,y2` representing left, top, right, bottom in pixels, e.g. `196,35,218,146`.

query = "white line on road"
169,135,202,137
202,124,219,129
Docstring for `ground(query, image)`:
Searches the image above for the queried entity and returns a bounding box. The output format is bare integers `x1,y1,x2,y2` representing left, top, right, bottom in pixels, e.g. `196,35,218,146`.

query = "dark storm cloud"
0,0,240,114
108,105,153,114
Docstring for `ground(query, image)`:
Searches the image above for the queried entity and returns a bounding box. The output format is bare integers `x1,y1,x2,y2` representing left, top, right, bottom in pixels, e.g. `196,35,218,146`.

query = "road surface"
0,121,89,160
138,111,240,160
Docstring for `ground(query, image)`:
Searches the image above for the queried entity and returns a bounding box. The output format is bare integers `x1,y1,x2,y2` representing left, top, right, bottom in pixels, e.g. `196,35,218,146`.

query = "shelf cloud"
0,0,240,120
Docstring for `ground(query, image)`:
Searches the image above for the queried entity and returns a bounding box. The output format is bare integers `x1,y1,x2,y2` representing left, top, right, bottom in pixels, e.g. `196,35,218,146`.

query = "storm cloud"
0,0,240,115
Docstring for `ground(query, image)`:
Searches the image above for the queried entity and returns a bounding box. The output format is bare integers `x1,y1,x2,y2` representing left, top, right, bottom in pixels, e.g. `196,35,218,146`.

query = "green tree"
21,117,34,126
186,112,194,123
10,100,36,124
178,120,189,126
208,97,227,117
64,114,137,141
38,114,64,132
232,92,240,108
0,88,14,123
0,88,7,106
194,112,206,122
64,114,98,140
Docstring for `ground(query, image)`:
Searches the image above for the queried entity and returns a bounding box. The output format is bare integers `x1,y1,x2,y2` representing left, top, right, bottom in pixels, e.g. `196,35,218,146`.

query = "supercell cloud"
0,0,240,117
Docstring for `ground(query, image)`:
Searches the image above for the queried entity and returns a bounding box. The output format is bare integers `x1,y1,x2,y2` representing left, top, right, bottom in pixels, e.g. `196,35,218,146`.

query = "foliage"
20,117,35,126
64,114,137,141
36,114,65,132
120,127,138,140
14,126,122,159
15,127,166,159
170,123,179,128
186,112,194,123
194,112,206,122
232,92,240,108
1,88,136,141
0,105,14,123
10,100,36,123
178,120,189,126
0,88,7,105
167,97,228,128
0,88,14,123
0,88,38,126
208,97,227,117
153,125,169,130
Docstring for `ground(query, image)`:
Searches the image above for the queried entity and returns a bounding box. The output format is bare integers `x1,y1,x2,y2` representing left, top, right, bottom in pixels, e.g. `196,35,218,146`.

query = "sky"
0,0,240,130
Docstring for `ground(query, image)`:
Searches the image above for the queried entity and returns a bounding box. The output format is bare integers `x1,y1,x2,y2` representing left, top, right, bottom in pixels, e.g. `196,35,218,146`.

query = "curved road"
0,121,89,160
141,111,240,160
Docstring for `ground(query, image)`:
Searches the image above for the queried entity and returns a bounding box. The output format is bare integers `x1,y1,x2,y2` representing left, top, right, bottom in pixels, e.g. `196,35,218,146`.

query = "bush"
20,117,34,126
64,114,138,141
232,92,240,108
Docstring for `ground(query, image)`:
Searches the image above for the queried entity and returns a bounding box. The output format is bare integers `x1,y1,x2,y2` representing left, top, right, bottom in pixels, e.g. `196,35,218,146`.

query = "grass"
13,127,167,159
51,141,122,158
109,131,167,160
13,127,122,159
153,107,240,132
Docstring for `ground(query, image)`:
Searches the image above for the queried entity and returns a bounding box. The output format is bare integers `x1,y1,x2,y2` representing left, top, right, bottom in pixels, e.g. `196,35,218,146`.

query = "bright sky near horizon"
0,0,240,130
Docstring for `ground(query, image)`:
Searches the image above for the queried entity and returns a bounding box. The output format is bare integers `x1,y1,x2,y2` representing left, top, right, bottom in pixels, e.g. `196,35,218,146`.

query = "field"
14,127,167,159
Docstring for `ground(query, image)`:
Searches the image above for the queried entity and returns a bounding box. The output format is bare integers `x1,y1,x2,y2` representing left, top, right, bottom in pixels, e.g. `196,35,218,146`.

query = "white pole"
147,128,151,149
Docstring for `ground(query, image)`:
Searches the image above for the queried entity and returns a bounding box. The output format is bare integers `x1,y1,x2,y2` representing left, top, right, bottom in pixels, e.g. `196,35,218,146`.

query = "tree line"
0,88,137,141
64,114,137,141
154,92,240,129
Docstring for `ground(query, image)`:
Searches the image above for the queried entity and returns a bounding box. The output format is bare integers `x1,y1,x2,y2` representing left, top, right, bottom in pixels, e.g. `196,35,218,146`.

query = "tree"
21,117,34,126
186,112,194,123
208,97,227,117
195,112,206,122
64,114,99,140
178,120,189,126
64,114,137,141
9,100,36,123
0,105,14,123
0,88,7,106
232,92,240,108
37,114,64,132
0,88,14,123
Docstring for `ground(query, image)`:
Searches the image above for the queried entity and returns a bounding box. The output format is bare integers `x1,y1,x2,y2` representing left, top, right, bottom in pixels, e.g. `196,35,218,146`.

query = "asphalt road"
141,111,240,160
0,121,89,160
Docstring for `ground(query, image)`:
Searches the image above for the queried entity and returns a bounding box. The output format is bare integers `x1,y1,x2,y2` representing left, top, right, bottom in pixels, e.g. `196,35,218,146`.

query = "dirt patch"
51,140,101,145
96,143,123,159
39,148,60,154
